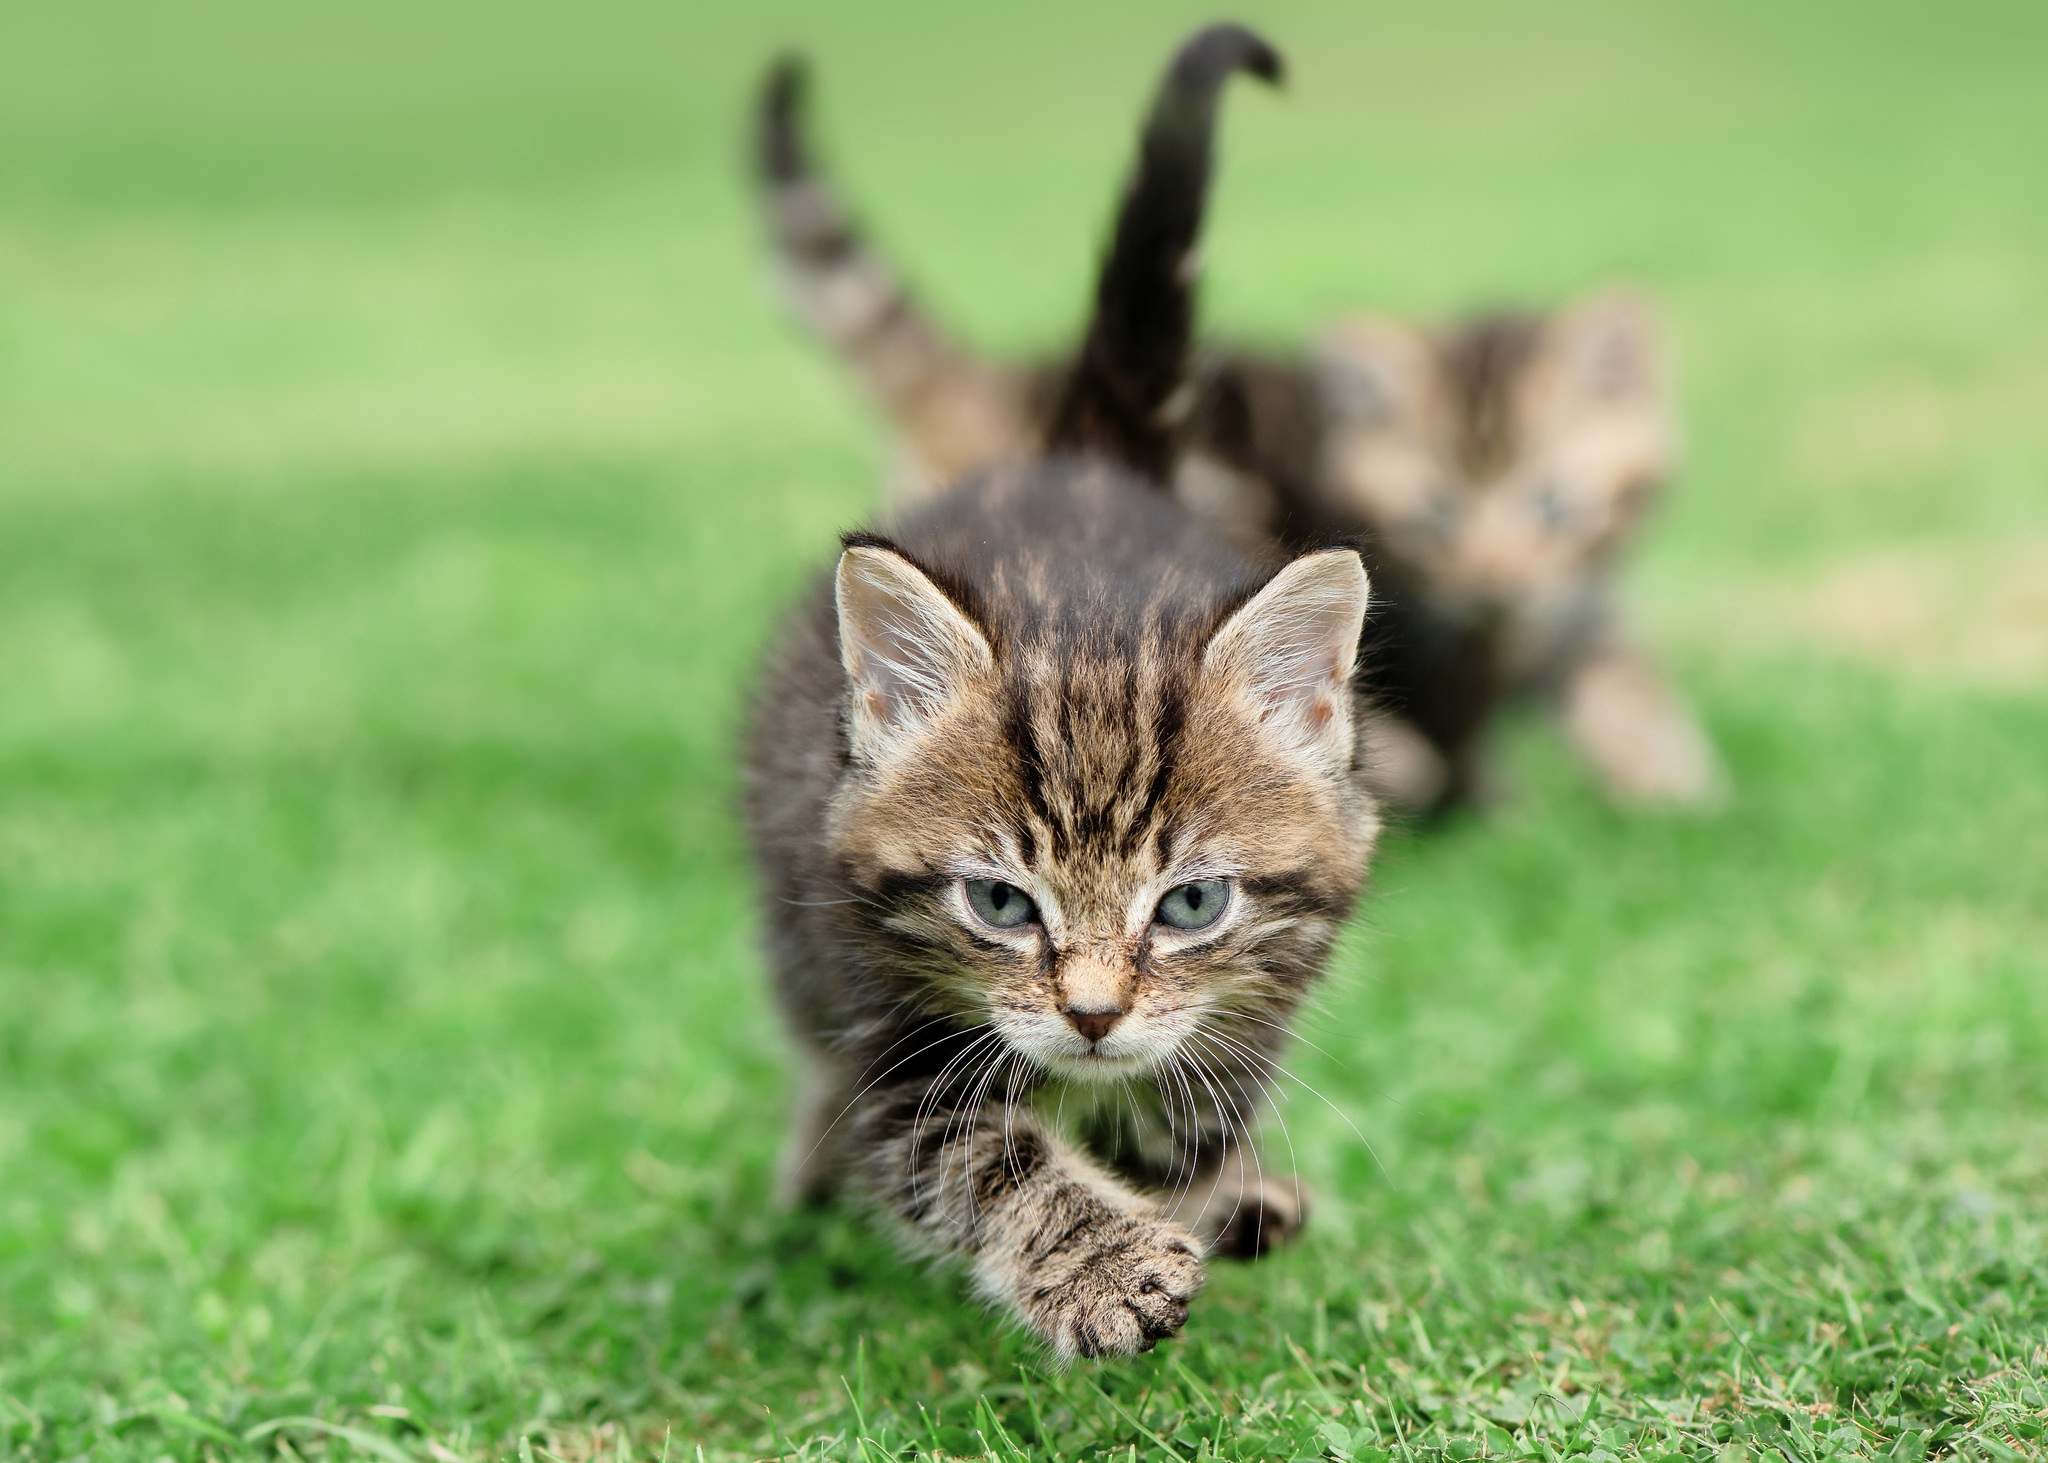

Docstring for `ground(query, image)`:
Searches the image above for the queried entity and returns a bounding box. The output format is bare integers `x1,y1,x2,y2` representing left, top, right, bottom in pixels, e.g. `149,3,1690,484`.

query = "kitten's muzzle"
1063,1003,1125,1043
1056,950,1134,1045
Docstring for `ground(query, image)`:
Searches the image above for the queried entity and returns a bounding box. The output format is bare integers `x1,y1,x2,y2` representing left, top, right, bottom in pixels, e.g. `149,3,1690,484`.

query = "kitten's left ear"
1204,549,1371,774
1311,315,1439,433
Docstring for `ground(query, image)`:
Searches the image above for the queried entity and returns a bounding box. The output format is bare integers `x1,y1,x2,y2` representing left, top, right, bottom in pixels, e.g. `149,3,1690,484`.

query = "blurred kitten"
747,26,1382,1362
755,74,1722,814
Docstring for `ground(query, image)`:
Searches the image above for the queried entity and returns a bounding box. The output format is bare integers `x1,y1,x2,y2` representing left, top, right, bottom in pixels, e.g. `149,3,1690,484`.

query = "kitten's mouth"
994,1014,1177,1083
1040,1047,1163,1084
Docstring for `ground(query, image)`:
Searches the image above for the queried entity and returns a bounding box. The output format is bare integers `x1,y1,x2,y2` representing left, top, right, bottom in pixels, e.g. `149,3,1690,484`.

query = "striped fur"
746,464,1378,1357
744,26,1377,1360
754,26,1283,499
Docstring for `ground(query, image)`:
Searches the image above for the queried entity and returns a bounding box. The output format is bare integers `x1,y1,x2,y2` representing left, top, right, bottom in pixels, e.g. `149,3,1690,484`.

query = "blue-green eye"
964,878,1038,930
1155,879,1230,931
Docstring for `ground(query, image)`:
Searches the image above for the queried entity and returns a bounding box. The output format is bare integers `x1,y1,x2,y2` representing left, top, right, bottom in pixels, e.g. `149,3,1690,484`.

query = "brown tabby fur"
746,26,1381,1361
756,72,1723,814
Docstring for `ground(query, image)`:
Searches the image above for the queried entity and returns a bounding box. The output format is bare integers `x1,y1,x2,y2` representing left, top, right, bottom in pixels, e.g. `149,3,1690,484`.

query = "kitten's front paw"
1021,1212,1205,1360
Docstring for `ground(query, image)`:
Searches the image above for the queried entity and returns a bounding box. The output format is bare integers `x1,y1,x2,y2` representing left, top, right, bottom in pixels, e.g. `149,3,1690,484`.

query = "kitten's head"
824,527,1377,1084
1311,289,1676,610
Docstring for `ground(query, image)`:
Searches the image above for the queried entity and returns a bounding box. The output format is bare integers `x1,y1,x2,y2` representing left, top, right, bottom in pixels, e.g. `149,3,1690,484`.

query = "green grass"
3,2,2046,1459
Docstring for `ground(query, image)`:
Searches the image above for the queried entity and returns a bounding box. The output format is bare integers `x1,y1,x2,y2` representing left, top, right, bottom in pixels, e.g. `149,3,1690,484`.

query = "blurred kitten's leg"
1561,642,1725,806
1358,712,1450,814
776,1060,851,1209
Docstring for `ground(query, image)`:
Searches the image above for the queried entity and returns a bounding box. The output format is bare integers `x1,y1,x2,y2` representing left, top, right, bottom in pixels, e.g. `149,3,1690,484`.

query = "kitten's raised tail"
1045,23,1284,480
754,52,909,346
753,54,1031,499
755,55,848,262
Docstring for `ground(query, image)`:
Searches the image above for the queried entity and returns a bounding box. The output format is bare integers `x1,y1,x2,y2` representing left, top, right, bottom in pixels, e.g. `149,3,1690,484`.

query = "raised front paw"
1017,1210,1205,1360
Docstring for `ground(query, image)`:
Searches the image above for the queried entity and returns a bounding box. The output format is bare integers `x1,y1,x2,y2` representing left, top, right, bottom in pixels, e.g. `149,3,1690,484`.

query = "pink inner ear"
1208,549,1369,765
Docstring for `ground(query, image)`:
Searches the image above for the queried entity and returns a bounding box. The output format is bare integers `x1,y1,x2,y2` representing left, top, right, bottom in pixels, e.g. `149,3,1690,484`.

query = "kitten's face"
1314,292,1676,612
826,547,1377,1084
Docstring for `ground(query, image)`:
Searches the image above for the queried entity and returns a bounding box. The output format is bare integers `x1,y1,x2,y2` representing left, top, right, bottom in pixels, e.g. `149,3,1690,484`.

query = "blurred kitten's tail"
753,55,1027,501
1044,23,1284,480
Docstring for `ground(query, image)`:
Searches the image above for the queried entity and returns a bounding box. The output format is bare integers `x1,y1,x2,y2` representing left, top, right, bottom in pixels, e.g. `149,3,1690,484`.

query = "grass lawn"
3,1,2046,1458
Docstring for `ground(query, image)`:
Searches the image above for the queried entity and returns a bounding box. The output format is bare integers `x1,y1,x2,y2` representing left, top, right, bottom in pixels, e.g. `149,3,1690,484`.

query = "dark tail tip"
1169,22,1285,94
757,51,813,185
1045,22,1284,478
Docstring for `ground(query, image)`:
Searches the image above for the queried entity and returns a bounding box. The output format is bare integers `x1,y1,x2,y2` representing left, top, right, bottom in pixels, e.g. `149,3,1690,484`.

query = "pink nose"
1065,1007,1124,1043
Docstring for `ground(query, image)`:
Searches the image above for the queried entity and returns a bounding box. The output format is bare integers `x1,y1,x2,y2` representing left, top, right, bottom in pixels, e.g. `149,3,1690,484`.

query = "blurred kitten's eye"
964,878,1038,930
1154,879,1231,931
1413,492,1460,546
1530,478,1578,532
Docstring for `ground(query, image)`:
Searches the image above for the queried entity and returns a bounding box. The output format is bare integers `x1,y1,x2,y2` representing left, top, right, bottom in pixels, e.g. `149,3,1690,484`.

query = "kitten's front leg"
859,1083,1205,1359
1561,640,1725,807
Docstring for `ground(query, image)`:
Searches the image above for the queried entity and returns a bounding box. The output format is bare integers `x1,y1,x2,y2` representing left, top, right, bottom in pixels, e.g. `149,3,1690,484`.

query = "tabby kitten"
755,68,1722,814
747,25,1382,1359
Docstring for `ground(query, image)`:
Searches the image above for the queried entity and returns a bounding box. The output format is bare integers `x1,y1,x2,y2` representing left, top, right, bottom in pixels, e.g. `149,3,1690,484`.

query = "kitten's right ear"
835,544,993,762
1546,288,1665,405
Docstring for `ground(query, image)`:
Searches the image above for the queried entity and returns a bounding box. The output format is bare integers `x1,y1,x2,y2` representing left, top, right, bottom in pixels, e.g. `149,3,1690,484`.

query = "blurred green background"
2,2,2044,1459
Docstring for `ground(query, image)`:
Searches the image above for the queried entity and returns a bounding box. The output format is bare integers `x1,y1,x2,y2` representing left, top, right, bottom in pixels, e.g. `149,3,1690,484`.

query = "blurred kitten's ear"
1546,288,1666,405
1310,317,1437,432
1204,549,1371,773
1531,289,1678,485
835,544,993,762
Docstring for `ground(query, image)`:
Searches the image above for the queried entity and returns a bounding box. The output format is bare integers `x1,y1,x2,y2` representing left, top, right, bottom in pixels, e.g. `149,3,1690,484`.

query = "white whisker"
800,1020,996,1183
1201,1025,1389,1185
1194,1029,1304,1232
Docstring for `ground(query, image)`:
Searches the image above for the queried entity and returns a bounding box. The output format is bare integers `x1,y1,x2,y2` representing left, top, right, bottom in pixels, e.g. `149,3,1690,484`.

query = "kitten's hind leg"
776,1059,852,1209
1160,1134,1310,1258
1561,641,1726,807
1098,1070,1310,1258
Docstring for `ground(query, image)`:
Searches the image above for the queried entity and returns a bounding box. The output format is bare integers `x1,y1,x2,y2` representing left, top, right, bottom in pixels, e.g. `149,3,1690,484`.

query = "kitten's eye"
1154,879,1231,931
964,878,1038,930
1415,493,1460,545
1530,478,1578,532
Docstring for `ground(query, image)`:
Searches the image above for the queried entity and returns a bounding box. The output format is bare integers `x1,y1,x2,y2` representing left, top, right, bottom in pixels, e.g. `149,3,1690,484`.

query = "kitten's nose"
1064,1005,1124,1043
